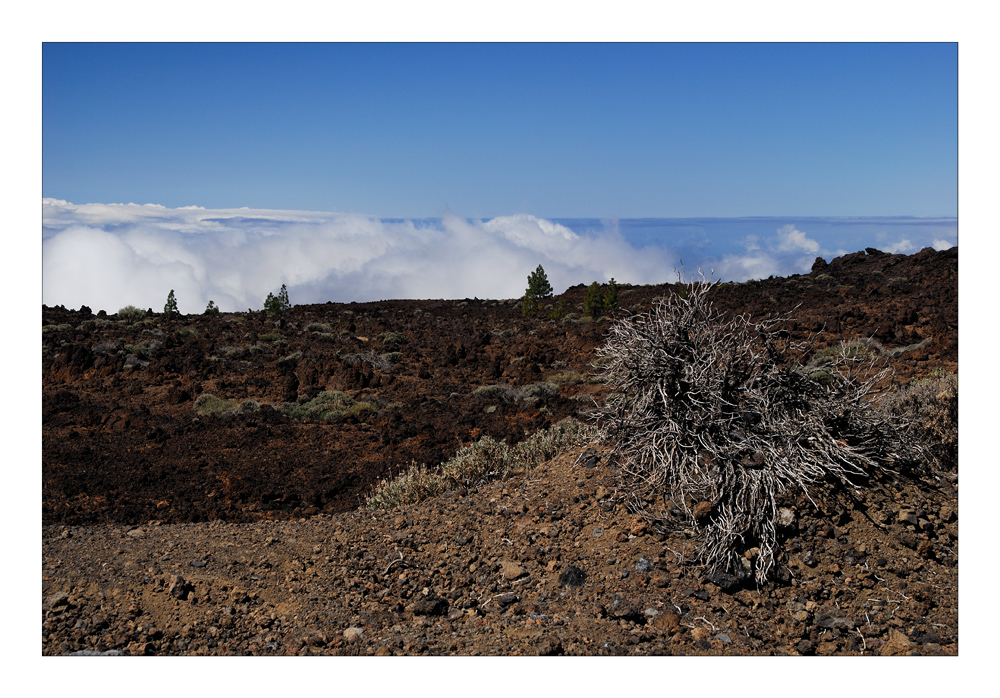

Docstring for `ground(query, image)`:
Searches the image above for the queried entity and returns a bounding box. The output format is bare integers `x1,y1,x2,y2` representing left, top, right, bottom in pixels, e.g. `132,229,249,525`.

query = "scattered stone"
714,633,732,644
706,570,742,591
628,517,648,536
691,627,712,642
592,527,604,538
493,592,519,608
635,557,653,572
409,595,449,616
125,528,146,539
880,629,916,656
190,559,207,568
897,509,919,526
815,610,854,631
168,575,193,600
535,636,564,655
500,560,526,581
47,592,70,609
343,627,364,641
558,565,587,588
651,612,681,635
912,632,941,645
802,551,817,568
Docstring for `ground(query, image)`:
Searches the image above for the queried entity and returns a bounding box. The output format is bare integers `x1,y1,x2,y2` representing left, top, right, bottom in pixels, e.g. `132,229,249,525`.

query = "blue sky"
43,42,957,218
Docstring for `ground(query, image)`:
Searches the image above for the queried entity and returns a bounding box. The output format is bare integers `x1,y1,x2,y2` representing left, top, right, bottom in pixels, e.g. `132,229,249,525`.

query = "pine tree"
526,265,553,299
164,289,179,315
603,277,619,311
522,265,553,316
204,300,220,315
277,283,290,311
264,284,291,314
584,281,604,317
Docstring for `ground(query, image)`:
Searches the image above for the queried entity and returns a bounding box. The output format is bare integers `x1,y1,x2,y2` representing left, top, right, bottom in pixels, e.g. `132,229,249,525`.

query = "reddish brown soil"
42,246,958,656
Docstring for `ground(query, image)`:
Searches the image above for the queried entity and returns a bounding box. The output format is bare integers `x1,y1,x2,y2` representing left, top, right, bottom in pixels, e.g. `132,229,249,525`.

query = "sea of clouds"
42,199,956,313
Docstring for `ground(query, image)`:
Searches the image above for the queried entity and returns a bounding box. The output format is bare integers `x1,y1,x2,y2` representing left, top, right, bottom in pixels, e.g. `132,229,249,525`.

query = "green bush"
365,418,593,509
286,390,375,421
116,305,146,325
193,393,239,417
204,300,220,315
878,370,957,470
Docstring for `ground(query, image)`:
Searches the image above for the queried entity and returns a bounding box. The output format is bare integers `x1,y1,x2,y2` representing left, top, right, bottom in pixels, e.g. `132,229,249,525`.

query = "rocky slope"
42,246,958,655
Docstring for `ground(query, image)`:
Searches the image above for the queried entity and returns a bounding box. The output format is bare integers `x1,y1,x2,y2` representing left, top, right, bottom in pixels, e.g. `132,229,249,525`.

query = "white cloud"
42,201,680,313
706,224,825,282
933,239,956,251
883,238,917,254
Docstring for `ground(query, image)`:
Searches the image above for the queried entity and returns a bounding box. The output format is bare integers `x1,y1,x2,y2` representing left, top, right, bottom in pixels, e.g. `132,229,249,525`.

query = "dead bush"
592,278,928,584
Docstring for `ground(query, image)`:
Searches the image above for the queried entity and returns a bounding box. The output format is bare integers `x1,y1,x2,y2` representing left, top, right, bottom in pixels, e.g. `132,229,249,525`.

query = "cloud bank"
42,201,956,313
43,200,682,313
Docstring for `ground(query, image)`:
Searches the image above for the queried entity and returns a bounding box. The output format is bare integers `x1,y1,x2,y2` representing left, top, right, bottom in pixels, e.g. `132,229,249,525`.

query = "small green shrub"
380,351,403,365
204,300,220,315
117,305,146,325
887,337,932,357
365,418,593,509
521,382,560,400
278,350,302,364
193,393,239,417
473,384,523,403
286,390,375,421
42,323,73,334
878,371,958,470
380,331,406,346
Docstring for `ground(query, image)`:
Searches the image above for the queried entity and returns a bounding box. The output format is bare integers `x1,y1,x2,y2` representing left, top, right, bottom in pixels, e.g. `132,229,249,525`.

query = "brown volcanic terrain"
42,246,958,656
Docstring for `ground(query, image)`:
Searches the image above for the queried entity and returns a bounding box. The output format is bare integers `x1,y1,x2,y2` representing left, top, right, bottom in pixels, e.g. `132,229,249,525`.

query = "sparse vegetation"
592,277,929,584
878,370,958,470
116,305,146,325
204,300,220,315
282,391,376,422
193,393,239,417
365,417,593,509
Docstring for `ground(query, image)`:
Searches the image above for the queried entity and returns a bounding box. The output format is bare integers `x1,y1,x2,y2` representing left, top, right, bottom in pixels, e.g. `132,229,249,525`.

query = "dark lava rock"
410,595,449,616
706,570,743,591
558,565,587,588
